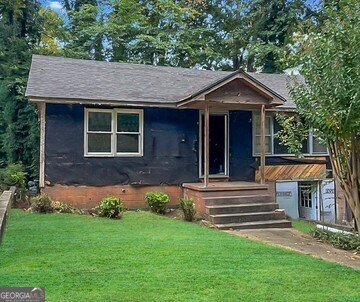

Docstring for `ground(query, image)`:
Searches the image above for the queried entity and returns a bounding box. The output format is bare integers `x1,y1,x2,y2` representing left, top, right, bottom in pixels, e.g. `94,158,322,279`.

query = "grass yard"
292,220,315,234
0,210,359,302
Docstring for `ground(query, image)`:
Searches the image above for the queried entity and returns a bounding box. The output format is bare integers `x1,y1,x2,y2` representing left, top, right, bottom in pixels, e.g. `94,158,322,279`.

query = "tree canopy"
0,0,320,179
278,0,360,231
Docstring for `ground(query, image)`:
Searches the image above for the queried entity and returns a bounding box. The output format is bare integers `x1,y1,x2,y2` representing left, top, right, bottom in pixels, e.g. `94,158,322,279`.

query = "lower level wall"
42,184,182,209
335,181,354,226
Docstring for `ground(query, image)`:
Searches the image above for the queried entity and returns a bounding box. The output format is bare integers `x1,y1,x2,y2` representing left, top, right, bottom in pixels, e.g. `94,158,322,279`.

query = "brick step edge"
206,202,279,209
216,220,292,230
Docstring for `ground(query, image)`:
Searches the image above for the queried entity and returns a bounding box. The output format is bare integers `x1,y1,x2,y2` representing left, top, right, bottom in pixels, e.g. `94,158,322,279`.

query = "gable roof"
25,55,296,109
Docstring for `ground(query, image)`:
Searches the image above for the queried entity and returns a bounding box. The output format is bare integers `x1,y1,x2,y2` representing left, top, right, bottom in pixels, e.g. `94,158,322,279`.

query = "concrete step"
206,203,279,215
210,211,286,224
204,195,274,206
216,220,292,230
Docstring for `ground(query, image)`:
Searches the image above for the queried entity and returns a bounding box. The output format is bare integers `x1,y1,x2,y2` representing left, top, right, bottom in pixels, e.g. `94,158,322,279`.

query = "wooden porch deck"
182,181,269,192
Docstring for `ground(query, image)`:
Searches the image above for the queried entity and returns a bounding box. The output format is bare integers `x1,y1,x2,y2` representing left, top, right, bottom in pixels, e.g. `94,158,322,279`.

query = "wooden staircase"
183,181,291,230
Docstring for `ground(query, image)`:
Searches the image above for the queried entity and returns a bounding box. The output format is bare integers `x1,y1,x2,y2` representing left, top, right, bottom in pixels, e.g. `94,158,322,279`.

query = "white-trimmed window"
252,112,327,156
85,108,143,156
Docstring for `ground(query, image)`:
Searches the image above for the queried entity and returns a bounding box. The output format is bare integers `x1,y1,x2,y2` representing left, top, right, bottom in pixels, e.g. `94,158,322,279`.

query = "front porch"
182,181,291,230
179,71,291,229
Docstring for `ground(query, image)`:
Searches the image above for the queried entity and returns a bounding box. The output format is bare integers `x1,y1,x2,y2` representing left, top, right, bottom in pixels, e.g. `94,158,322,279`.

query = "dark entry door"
200,113,228,176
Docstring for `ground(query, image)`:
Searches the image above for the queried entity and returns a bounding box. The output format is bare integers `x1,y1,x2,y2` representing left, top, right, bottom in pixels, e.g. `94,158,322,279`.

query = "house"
25,55,347,229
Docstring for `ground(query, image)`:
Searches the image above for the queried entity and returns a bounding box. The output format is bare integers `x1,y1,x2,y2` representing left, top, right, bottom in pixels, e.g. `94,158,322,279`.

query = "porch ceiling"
177,73,285,110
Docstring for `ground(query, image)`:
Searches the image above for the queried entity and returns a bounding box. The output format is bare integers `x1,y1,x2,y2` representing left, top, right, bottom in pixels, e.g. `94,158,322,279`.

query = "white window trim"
252,112,328,157
253,114,273,155
84,108,144,157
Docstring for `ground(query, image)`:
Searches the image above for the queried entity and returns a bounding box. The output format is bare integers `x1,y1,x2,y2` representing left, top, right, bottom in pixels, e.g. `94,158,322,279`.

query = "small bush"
145,192,169,214
0,163,27,190
179,198,196,222
310,228,360,251
96,196,123,218
51,200,84,214
31,194,54,213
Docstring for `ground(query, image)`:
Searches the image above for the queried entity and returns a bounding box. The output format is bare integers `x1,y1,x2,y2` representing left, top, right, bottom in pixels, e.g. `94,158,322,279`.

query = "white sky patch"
49,1,63,10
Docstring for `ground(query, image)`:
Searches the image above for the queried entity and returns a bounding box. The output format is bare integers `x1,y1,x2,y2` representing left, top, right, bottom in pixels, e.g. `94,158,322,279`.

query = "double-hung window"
85,108,143,156
253,115,272,154
252,112,327,156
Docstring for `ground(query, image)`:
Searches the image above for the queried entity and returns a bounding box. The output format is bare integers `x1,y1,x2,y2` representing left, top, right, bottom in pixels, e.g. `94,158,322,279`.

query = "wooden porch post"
204,103,210,187
260,104,266,184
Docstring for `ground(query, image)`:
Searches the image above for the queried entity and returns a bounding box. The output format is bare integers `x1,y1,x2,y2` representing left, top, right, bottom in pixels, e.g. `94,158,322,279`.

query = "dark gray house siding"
45,104,199,186
45,104,256,186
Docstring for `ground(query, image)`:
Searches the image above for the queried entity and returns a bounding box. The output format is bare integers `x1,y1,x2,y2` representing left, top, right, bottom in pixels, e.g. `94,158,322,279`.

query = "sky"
41,1,63,12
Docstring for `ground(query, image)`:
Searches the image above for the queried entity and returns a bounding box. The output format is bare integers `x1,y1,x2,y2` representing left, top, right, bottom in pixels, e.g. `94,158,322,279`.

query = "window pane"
88,112,112,132
88,133,112,153
274,138,291,154
255,136,271,154
301,137,309,154
273,118,291,154
117,134,139,153
117,113,139,132
254,115,271,135
313,137,327,153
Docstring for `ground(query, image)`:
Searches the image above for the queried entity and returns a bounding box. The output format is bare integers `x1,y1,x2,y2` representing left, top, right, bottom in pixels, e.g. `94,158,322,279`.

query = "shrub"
145,192,169,214
0,163,27,190
96,196,123,218
179,198,196,222
31,194,54,213
310,228,360,251
51,200,84,214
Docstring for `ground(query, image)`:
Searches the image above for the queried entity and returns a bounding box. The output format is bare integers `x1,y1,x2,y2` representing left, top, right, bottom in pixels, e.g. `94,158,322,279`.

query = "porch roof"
177,71,285,110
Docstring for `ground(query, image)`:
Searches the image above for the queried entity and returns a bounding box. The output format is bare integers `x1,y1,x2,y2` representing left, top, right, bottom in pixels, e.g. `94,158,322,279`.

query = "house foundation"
42,184,182,209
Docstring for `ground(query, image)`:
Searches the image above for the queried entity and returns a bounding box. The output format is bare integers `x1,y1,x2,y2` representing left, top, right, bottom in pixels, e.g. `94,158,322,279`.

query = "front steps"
205,195,291,230
183,182,291,230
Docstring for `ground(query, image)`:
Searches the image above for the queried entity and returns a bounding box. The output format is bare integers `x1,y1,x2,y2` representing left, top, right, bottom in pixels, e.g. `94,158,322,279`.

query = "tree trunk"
328,134,360,234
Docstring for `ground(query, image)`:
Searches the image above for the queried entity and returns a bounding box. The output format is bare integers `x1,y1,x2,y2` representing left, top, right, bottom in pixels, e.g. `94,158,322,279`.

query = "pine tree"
61,0,106,60
0,0,43,177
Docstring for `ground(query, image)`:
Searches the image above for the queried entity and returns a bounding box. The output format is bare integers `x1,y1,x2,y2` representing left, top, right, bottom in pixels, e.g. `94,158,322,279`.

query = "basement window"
85,108,143,157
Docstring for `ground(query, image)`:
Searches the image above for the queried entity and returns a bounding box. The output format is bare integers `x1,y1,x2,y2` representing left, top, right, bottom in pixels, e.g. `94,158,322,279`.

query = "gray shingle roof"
26,55,296,109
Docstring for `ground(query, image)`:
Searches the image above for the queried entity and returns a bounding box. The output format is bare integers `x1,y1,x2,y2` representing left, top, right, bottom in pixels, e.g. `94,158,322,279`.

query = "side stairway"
206,194,291,230
183,182,292,230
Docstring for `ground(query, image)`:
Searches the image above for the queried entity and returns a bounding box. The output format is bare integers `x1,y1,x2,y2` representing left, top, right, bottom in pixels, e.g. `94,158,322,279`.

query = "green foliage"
179,198,196,222
51,200,84,214
310,228,360,252
0,0,44,179
282,0,360,232
145,191,169,214
274,114,309,158
292,220,314,234
0,163,27,190
221,0,315,71
96,196,123,218
30,194,54,213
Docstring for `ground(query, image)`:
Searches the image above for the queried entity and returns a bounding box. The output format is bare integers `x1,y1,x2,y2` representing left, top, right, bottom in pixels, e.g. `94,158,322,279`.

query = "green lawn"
292,220,315,234
0,210,359,302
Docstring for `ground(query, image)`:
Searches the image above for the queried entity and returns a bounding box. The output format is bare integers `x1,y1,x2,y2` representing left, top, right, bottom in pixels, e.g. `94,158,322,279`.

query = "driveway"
226,228,360,270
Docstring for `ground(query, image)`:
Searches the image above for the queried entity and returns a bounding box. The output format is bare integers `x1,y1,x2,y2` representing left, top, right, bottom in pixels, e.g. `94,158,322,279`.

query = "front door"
200,113,228,177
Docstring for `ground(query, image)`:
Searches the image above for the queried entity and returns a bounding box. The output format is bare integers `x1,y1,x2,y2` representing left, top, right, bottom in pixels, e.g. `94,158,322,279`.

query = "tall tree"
220,0,314,72
107,0,222,69
61,0,106,60
0,0,44,177
278,0,360,231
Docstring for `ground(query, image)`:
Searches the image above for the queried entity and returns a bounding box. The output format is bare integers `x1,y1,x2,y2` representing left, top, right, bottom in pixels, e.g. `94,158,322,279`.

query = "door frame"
199,111,229,178
298,181,318,220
